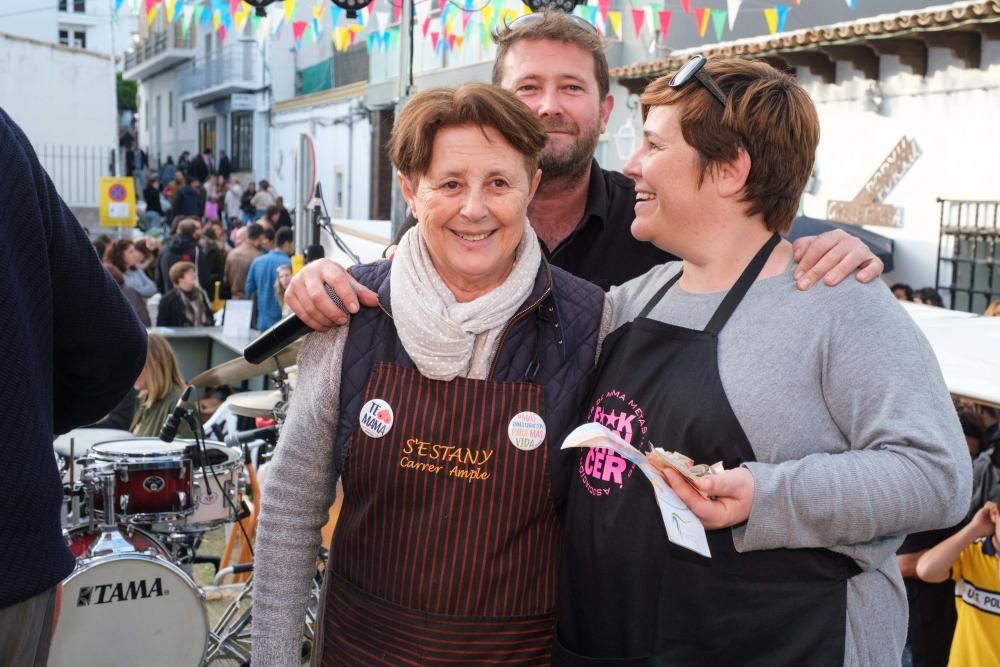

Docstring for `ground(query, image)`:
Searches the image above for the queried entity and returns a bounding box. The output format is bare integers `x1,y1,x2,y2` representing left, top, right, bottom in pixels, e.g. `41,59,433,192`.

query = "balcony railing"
123,25,195,71
178,44,260,100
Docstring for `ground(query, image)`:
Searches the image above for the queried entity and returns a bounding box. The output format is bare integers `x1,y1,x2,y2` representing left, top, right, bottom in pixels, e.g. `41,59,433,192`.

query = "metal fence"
34,144,114,207
936,198,1000,313
178,44,259,98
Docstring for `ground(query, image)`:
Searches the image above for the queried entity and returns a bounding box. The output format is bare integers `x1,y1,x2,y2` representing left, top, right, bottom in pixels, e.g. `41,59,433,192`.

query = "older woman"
553,57,970,666
252,83,605,665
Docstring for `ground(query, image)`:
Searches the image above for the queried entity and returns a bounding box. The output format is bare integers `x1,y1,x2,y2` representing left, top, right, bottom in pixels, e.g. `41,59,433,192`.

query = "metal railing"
123,25,195,70
34,144,113,207
178,44,260,98
936,198,1000,313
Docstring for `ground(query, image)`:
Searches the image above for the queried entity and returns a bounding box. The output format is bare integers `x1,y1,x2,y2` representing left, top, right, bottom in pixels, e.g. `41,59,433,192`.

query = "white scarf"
390,222,542,381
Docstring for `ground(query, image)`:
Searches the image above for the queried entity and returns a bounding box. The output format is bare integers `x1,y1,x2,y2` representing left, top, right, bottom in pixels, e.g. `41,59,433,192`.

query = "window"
198,117,217,156
58,0,67,11
74,0,84,11
168,92,173,128
145,99,149,130
181,102,186,124
58,30,69,46
231,112,253,172
72,31,86,49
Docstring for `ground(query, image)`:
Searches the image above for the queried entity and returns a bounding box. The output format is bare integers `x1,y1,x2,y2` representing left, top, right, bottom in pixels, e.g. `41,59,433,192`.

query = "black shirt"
544,160,676,291
393,160,677,290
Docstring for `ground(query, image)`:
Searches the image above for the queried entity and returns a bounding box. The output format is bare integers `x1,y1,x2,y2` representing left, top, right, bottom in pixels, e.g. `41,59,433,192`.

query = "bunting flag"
375,10,389,33
284,0,296,23
313,0,326,19
846,0,856,7
631,8,645,37
681,0,690,15
212,10,221,31
312,17,322,39
292,19,307,42
393,1,401,23
228,0,240,18
218,24,227,42
763,5,788,34
271,15,284,37
430,30,440,51
658,9,671,41
181,4,195,34
694,7,711,37
727,0,741,29
145,0,158,14
329,5,342,28
608,10,622,39
711,9,727,41
115,0,125,12
146,4,158,25
422,16,431,37
597,0,612,22
482,2,495,30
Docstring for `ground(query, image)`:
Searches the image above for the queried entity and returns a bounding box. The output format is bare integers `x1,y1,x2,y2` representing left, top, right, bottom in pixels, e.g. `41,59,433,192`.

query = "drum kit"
49,344,322,667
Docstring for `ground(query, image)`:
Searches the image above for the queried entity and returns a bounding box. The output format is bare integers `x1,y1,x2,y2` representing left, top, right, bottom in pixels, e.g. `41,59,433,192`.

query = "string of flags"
117,0,859,55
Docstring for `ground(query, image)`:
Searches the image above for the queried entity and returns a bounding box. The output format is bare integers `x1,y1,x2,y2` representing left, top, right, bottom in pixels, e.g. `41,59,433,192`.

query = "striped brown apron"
320,362,561,665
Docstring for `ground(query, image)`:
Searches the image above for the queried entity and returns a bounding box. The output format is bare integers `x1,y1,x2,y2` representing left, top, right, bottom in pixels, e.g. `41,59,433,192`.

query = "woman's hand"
792,230,883,290
661,466,755,530
285,259,379,330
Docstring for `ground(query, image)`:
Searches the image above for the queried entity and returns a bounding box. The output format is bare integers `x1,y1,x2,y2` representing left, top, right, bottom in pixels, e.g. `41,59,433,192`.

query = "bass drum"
49,526,209,667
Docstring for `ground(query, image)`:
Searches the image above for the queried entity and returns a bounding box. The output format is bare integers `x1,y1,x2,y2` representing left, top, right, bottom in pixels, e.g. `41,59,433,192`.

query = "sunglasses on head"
669,55,728,107
504,12,600,35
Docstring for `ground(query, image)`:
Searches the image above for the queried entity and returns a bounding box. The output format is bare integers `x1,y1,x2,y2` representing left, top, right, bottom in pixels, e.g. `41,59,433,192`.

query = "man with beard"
282,11,883,327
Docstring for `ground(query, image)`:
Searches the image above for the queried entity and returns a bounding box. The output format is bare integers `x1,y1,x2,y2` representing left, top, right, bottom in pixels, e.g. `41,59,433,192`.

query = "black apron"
555,235,860,666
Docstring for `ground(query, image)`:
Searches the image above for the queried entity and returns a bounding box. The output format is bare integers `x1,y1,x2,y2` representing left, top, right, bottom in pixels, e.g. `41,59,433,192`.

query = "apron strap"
704,233,781,335
637,270,684,319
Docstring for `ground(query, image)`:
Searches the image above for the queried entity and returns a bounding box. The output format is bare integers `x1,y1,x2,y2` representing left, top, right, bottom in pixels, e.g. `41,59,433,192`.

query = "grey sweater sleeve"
252,326,347,666
735,282,972,557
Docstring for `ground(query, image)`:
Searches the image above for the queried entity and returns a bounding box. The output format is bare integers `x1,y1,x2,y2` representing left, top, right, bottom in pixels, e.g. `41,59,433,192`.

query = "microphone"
159,385,194,443
243,284,348,365
224,425,278,449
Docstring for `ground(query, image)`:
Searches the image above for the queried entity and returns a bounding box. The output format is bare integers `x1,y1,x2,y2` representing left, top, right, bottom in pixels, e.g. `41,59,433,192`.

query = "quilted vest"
333,259,604,511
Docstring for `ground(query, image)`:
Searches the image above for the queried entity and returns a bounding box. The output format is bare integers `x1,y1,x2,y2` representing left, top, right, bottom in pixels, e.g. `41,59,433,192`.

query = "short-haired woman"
130,333,193,438
156,260,213,327
252,83,605,665
554,57,970,666
105,238,158,299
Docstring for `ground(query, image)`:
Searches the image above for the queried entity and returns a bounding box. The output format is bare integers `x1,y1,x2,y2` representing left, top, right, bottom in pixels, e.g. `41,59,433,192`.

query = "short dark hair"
492,10,610,99
916,287,944,307
388,83,547,180
275,227,294,247
265,205,279,220
263,227,276,242
640,58,820,234
246,223,263,241
177,218,200,237
890,283,913,301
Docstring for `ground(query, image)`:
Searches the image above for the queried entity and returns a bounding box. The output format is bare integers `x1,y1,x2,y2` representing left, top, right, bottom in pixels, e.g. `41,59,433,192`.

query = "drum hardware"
187,342,300,389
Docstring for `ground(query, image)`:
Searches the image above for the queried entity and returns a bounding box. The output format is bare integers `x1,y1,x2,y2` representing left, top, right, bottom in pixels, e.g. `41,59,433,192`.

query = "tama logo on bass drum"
77,577,166,606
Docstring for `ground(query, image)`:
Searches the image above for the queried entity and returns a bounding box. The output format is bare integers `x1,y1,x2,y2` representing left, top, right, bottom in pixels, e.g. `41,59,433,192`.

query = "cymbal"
189,342,300,388
229,390,284,418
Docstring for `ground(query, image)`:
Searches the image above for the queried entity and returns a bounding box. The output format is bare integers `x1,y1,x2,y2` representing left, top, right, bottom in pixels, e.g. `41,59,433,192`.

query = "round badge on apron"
359,398,394,438
508,411,546,451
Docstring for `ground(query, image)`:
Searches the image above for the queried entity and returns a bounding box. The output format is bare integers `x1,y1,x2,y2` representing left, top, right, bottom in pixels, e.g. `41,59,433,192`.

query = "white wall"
800,41,1000,291
271,98,373,228
137,68,199,167
0,34,116,147
0,0,138,60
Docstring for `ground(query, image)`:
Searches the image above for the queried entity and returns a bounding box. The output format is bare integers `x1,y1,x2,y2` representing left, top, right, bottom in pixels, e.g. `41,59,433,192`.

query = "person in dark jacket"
157,261,214,327
157,218,211,293
188,150,210,184
159,156,176,186
177,150,191,178
218,149,232,181
0,107,147,665
173,179,202,219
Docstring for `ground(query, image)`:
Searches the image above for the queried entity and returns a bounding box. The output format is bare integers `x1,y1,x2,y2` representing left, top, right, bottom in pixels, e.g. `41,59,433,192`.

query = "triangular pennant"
312,17,322,38
285,0,298,22
845,0,856,7
681,0,691,15
482,3,494,30
236,8,250,31
422,16,431,37
115,0,125,12
145,0,158,14
631,8,645,36
763,7,777,34
727,0,741,30
329,5,341,28
657,10,671,41
608,11,622,39
292,20,307,41
430,30,440,50
146,4,158,25
366,32,375,53
218,24,227,42
694,7,711,37
775,5,789,32
712,9,727,41
597,0,611,22
272,15,284,37
448,34,457,50
166,0,177,23
228,0,240,19
181,4,195,33
313,1,326,20
212,10,221,30
375,10,389,32
393,1,401,23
